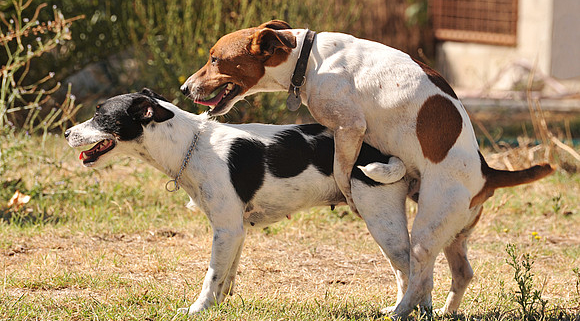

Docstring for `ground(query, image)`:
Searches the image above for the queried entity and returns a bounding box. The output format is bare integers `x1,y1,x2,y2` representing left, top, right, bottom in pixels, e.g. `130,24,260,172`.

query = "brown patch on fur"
469,152,555,208
413,58,458,100
416,94,463,163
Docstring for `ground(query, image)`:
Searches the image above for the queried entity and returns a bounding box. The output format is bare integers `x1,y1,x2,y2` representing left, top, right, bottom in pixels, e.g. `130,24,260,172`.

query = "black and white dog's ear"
129,96,174,123
141,88,170,102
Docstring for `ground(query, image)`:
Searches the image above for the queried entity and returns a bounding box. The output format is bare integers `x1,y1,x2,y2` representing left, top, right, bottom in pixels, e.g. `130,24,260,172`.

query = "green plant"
0,0,82,135
505,243,548,320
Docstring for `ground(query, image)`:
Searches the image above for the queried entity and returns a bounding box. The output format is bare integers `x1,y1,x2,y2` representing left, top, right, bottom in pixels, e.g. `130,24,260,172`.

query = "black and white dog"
65,89,410,314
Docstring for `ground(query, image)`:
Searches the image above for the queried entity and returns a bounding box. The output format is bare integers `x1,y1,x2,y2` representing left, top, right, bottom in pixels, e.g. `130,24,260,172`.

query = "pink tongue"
194,88,226,106
79,152,84,160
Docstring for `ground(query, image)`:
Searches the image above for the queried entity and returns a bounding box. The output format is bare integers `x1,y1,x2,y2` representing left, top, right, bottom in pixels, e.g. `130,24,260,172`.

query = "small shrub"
505,243,548,320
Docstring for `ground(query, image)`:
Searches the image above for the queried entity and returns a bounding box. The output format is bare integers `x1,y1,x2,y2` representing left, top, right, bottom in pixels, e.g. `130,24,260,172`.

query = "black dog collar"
286,29,316,111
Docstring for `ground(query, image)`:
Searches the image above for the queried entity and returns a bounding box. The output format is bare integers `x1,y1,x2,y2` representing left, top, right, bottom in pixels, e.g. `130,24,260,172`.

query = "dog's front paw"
380,305,410,321
174,301,207,317
172,307,191,320
433,307,449,316
380,306,397,315
175,307,189,315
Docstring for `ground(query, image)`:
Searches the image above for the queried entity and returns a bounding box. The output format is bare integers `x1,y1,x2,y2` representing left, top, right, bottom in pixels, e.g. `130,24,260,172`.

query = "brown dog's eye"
211,56,218,64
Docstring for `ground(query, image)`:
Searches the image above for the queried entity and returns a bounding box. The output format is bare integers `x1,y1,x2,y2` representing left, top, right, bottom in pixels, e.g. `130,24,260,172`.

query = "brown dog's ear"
248,28,296,57
257,20,292,30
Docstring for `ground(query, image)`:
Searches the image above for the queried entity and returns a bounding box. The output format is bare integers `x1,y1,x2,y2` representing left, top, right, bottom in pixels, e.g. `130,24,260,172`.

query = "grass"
1,132,580,320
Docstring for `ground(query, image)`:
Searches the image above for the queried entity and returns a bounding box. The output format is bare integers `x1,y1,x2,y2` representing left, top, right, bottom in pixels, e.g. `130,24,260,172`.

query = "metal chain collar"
165,132,200,192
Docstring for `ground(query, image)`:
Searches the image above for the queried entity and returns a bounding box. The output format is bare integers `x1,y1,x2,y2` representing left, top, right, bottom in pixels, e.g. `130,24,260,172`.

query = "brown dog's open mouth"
194,83,241,114
79,139,116,165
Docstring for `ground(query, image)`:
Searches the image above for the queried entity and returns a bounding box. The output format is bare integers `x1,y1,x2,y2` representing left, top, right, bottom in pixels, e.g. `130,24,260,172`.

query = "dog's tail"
481,153,554,190
357,157,406,184
471,152,555,207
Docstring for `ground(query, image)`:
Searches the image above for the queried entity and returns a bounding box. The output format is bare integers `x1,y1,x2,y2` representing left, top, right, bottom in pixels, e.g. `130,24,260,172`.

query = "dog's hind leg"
438,205,481,315
352,179,410,309
391,179,472,319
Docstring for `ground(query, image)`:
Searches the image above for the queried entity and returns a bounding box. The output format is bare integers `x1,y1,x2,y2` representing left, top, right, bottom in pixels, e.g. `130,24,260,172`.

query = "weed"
551,193,563,214
505,243,548,320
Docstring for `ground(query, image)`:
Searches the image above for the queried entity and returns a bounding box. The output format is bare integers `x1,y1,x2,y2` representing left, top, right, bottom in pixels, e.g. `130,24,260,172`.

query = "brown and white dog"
180,20,554,318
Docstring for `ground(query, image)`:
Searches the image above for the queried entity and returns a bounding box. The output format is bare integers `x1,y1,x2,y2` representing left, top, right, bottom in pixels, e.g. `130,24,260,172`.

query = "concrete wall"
435,0,580,92
551,0,580,79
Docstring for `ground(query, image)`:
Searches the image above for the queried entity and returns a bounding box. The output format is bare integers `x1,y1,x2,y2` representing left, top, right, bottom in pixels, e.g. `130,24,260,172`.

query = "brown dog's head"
180,20,297,116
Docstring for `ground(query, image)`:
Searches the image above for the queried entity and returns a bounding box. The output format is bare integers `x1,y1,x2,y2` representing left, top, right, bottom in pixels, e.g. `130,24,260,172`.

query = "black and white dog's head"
65,88,175,167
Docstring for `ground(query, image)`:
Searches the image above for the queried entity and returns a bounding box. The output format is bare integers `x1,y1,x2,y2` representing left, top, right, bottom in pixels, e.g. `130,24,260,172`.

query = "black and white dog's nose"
180,84,190,96
64,129,71,139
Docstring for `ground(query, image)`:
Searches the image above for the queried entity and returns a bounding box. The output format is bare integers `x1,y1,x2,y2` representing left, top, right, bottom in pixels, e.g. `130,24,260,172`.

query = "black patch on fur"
296,123,327,136
266,129,311,178
310,135,334,176
91,96,144,141
90,92,174,141
266,124,333,178
227,138,266,203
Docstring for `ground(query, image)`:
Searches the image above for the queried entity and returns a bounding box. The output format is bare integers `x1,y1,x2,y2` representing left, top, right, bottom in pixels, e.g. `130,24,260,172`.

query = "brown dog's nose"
180,84,190,96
